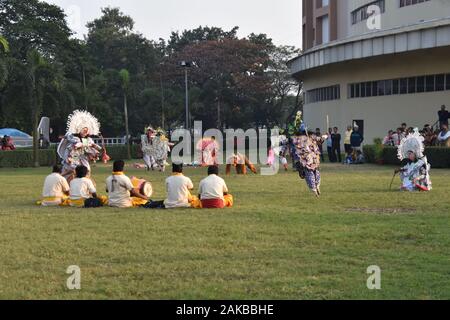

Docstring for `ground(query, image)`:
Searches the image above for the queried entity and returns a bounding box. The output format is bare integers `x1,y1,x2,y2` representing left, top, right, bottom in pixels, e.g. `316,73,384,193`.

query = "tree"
119,69,131,159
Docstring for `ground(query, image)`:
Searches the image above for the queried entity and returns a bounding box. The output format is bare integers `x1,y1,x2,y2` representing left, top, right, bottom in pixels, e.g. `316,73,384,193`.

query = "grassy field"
0,161,449,300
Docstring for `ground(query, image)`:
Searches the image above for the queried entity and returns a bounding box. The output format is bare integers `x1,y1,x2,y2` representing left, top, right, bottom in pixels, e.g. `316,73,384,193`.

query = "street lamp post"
180,61,195,131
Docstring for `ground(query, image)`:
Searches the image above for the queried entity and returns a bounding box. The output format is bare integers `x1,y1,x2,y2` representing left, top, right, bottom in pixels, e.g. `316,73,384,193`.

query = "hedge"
363,145,450,168
0,149,57,168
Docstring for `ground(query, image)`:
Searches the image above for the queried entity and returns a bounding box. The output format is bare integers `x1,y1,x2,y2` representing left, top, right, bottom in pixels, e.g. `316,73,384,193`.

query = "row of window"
351,0,385,25
351,0,430,25
306,73,450,104
399,0,430,8
306,85,340,104
349,74,450,99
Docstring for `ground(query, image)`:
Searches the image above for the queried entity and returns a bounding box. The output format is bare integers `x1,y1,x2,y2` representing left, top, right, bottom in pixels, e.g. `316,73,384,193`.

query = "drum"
131,177,153,198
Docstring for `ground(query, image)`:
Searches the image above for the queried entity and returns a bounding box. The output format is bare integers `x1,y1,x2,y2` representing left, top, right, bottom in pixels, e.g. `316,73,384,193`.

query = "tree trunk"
124,94,131,160
32,89,39,168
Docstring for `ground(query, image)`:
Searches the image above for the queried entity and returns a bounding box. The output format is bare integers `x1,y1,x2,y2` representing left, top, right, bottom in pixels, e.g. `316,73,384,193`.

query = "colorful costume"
290,112,327,197
397,128,432,192
197,138,219,167
141,127,157,170
57,110,103,181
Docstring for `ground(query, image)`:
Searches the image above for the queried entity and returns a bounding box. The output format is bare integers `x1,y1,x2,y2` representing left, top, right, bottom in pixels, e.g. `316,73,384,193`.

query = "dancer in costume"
291,113,327,197
141,126,157,171
395,128,432,192
152,128,173,172
57,110,103,182
197,137,219,166
226,153,257,175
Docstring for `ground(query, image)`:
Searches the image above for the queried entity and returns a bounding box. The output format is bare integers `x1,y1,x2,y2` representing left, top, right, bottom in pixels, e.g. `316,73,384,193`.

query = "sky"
44,0,302,48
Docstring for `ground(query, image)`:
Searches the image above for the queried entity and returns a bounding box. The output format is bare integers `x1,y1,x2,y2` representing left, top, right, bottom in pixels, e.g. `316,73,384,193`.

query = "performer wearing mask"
57,110,103,182
396,129,432,192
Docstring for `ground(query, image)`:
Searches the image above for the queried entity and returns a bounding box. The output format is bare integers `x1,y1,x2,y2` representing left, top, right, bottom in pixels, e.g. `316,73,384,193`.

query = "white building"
289,0,450,144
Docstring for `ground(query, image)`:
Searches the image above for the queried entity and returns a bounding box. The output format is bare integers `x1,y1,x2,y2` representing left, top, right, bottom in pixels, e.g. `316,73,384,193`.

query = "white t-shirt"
106,174,134,208
70,178,96,200
42,173,70,198
164,174,194,209
198,174,228,201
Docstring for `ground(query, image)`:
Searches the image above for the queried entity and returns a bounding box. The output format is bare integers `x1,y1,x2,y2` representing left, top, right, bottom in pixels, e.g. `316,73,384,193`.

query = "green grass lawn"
0,162,449,300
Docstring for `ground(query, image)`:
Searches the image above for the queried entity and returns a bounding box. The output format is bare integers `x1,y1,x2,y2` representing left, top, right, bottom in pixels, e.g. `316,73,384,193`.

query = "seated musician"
69,165,106,207
106,160,149,208
39,165,70,207
199,166,233,209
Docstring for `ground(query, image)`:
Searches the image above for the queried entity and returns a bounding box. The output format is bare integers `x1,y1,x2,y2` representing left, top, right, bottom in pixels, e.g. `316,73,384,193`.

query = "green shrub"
104,144,141,160
364,146,450,168
0,149,57,168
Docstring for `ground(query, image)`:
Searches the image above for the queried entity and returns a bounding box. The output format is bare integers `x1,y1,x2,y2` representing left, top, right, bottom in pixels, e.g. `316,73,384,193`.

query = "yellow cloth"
224,194,234,208
188,194,203,209
69,198,85,208
131,197,148,207
37,196,70,207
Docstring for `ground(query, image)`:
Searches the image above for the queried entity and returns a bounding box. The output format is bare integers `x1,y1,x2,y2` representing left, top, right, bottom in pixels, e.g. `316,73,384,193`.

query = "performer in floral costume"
141,126,157,171
291,112,328,197
396,128,432,191
57,110,103,182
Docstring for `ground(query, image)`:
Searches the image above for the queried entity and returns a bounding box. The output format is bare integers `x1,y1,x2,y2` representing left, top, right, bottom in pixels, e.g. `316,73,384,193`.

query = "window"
348,73,450,99
400,0,431,8
306,85,341,104
351,0,385,25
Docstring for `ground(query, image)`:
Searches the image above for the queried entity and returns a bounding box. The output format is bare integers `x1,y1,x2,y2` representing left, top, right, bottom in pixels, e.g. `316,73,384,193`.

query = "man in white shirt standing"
164,162,199,209
40,165,70,206
198,166,233,209
106,160,149,208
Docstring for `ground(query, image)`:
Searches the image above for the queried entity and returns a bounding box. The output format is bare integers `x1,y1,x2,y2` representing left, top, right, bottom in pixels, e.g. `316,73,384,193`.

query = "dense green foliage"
0,149,56,167
363,145,450,168
0,1,301,139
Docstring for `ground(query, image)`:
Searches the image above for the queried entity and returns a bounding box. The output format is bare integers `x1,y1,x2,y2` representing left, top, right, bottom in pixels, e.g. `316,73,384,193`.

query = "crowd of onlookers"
383,105,450,147
314,125,365,165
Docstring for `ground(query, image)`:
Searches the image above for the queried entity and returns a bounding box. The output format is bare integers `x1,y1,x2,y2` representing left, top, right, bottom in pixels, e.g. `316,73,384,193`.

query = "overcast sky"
44,0,302,48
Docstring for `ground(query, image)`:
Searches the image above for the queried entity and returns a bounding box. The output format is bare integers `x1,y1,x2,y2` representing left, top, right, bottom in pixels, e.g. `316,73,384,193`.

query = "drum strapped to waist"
131,177,153,197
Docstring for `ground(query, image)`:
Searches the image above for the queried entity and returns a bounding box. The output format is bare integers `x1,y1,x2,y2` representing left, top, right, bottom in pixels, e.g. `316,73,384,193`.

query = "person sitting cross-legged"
69,165,106,207
198,166,233,209
106,160,149,208
39,165,70,207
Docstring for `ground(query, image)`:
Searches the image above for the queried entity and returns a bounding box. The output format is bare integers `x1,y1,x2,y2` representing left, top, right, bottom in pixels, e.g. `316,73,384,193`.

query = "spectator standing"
437,124,450,147
315,128,324,162
331,127,342,163
344,126,353,154
383,130,395,146
438,105,449,129
326,128,335,162
350,125,364,152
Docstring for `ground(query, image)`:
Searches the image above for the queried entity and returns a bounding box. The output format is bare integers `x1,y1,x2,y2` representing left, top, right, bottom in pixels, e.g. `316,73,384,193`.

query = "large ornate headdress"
66,110,101,136
397,128,424,161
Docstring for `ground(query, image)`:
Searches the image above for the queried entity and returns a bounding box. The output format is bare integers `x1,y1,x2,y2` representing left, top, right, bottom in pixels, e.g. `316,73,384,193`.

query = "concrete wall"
301,46,450,145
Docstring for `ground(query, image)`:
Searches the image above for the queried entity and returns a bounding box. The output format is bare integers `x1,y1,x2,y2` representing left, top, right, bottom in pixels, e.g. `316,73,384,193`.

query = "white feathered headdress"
397,128,424,161
66,110,101,136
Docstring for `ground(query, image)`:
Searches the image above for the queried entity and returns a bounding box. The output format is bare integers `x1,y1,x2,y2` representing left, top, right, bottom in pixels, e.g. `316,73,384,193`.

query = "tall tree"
119,69,131,159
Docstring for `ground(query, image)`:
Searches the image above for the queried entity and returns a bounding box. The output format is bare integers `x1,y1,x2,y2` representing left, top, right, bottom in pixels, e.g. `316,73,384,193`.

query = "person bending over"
198,166,233,209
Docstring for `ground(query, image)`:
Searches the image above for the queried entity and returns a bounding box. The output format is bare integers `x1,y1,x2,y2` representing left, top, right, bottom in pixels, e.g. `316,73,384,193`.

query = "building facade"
290,0,450,145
